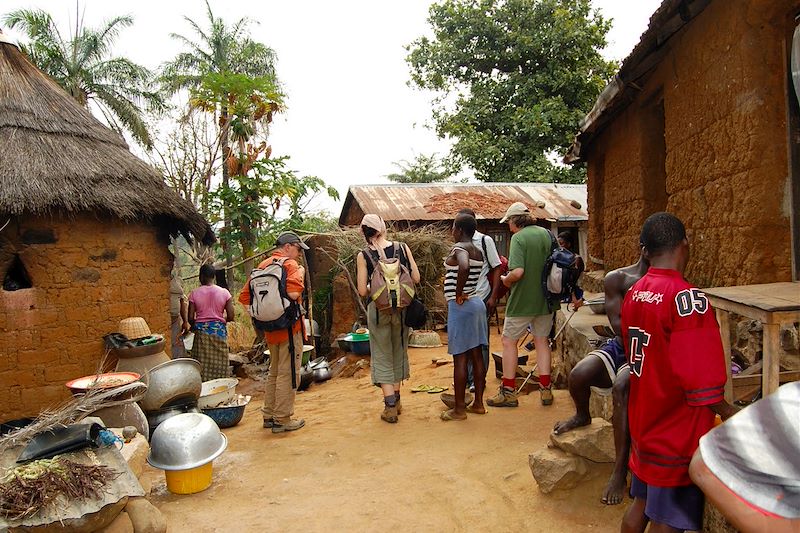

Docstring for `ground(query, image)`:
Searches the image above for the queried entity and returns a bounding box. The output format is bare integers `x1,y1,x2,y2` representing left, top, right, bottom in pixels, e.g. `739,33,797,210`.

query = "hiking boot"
272,418,305,433
396,399,403,415
487,386,518,408
540,386,554,406
381,405,398,423
263,419,274,429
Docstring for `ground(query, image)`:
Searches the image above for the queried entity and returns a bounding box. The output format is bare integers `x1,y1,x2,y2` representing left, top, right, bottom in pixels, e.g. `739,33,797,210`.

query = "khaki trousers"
262,330,303,423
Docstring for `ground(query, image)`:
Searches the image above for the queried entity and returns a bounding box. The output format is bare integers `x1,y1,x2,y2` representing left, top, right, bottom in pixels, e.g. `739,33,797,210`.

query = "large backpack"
541,235,581,304
364,242,415,311
247,257,300,332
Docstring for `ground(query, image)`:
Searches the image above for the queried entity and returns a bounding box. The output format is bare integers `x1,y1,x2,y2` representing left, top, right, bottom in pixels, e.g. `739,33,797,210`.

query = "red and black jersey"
621,268,726,487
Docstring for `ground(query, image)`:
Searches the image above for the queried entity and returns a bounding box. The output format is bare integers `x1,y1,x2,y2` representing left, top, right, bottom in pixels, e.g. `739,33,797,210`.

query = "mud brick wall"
0,213,172,421
586,0,794,287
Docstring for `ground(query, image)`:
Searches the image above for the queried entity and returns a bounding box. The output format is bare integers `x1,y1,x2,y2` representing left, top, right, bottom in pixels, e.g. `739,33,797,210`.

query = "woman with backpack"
188,263,235,380
441,213,488,421
356,214,420,424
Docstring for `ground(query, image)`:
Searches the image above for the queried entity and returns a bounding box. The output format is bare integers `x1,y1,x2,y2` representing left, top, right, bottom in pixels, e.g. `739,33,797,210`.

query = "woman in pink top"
188,264,235,380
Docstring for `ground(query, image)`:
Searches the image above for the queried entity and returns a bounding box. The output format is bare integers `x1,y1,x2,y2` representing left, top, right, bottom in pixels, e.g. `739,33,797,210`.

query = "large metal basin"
147,412,227,471
138,358,202,412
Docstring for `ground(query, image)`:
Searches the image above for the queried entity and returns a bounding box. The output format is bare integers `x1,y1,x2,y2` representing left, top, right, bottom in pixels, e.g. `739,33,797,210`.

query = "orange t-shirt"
238,251,306,345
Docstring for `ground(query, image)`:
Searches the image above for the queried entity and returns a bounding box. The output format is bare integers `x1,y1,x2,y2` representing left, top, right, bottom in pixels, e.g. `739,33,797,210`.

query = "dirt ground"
143,333,627,532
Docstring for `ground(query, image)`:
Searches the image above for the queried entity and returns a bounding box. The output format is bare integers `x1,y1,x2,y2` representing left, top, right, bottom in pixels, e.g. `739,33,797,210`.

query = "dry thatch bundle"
321,225,452,317
0,457,120,520
0,39,212,245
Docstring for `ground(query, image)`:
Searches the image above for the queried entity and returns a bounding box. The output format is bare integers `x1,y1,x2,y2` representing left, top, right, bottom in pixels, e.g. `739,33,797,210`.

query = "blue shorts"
588,338,628,384
630,474,705,531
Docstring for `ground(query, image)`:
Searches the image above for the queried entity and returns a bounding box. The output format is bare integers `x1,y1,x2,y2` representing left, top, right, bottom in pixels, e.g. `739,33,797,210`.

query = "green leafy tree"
386,153,453,183
407,0,616,183
3,7,163,148
160,2,279,274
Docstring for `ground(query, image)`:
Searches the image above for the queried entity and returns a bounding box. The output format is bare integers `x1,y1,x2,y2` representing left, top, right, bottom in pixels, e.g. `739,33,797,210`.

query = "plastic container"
164,462,213,494
183,332,195,351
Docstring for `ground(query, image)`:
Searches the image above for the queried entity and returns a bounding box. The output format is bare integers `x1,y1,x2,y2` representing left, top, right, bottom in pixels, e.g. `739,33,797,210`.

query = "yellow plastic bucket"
164,462,213,494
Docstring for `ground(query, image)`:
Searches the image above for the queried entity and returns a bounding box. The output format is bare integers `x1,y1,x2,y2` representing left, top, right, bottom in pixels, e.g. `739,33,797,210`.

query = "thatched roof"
0,36,214,245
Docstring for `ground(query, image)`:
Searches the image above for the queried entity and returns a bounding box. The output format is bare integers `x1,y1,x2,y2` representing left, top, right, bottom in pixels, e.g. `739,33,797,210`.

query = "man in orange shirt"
239,232,308,433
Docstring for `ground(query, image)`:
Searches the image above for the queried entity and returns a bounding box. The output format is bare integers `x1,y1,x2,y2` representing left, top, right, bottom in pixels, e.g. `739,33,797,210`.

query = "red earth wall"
586,0,796,287
0,213,172,421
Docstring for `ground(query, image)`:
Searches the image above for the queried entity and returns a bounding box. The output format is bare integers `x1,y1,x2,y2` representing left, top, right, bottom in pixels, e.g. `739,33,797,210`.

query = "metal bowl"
198,378,238,409
139,358,202,412
147,412,227,471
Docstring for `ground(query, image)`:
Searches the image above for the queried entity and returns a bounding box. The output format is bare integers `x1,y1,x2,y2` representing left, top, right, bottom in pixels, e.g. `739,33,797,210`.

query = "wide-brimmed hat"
118,317,151,340
499,202,531,223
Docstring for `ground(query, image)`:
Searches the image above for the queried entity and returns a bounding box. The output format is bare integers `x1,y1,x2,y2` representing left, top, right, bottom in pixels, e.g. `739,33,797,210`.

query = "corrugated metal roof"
339,183,587,225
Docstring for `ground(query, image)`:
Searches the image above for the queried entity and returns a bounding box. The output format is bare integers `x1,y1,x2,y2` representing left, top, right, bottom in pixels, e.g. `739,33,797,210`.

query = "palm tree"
161,1,280,184
3,7,163,149
161,1,280,275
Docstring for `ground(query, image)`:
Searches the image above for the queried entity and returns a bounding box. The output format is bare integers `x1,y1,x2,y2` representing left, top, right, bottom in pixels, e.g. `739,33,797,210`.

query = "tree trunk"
220,104,234,287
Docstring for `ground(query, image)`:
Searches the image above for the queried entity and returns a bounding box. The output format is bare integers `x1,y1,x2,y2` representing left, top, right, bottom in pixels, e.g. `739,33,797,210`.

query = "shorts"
630,474,705,531
588,338,629,384
502,314,554,339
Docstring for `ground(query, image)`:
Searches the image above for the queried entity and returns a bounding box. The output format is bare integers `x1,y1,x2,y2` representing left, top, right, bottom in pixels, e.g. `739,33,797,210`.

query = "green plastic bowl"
350,333,369,342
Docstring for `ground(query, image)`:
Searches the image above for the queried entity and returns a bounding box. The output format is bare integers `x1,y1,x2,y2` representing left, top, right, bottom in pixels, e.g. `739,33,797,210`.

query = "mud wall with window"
586,0,795,288
0,213,172,421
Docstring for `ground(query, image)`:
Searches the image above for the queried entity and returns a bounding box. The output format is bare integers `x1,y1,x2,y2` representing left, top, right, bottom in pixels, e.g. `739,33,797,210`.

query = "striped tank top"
443,246,483,301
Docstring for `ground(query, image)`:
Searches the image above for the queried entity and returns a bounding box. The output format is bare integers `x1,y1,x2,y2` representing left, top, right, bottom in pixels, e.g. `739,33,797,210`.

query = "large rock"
124,498,166,533
589,388,613,422
529,447,589,494
549,418,615,463
97,511,134,533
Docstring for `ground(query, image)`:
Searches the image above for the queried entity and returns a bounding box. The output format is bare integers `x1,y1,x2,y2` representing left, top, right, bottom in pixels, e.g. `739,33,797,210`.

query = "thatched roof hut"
0,34,214,420
0,33,213,245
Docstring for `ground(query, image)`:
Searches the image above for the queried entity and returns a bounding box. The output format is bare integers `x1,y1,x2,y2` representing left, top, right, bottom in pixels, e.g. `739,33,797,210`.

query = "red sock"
539,374,551,388
502,377,516,389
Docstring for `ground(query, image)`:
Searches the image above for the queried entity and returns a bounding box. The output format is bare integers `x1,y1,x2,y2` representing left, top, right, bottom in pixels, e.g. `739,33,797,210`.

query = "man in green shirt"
488,202,556,407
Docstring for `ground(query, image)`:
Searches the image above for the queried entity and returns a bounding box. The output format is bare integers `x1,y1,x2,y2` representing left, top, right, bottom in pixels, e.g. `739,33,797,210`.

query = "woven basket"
118,317,151,340
408,330,442,348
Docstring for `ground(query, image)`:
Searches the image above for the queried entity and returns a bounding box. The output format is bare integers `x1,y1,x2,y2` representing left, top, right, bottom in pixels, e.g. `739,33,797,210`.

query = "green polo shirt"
505,225,553,317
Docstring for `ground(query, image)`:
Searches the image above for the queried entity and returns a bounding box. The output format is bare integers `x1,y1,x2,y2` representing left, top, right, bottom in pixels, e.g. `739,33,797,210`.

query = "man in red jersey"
620,212,738,533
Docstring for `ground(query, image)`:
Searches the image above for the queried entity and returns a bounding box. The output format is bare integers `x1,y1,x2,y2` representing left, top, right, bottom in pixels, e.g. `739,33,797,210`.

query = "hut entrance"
3,254,32,291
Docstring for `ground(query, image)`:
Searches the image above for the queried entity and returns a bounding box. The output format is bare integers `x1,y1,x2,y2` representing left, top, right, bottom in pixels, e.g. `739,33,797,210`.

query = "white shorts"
502,314,554,339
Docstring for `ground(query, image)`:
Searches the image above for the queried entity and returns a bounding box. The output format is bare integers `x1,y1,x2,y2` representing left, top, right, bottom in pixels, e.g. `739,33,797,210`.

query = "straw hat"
118,317,151,340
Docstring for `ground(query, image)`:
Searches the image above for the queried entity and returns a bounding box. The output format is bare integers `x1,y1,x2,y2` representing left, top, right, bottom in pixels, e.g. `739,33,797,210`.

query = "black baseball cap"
276,231,309,250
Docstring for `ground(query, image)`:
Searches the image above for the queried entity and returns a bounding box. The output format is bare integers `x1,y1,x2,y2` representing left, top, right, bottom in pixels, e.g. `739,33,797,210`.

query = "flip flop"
440,409,467,421
410,385,432,393
427,386,447,394
465,405,487,415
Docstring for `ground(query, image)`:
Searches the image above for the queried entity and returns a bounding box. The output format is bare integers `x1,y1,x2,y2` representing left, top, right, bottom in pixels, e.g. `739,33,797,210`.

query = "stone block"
589,389,613,422
125,497,167,533
529,447,589,494
549,417,615,463
97,511,134,533
118,433,149,478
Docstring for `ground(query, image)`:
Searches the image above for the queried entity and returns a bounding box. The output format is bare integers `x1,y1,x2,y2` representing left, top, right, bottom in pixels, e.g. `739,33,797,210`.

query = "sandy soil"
143,333,627,532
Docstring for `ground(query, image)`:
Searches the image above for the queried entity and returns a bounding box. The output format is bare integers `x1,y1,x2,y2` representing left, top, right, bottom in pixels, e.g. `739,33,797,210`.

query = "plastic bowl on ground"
201,396,250,429
345,336,370,356
198,378,238,409
165,461,213,494
349,332,369,342
302,345,315,366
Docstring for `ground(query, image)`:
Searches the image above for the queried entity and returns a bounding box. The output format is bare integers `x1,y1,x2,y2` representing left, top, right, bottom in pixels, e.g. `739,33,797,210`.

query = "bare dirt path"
143,334,626,532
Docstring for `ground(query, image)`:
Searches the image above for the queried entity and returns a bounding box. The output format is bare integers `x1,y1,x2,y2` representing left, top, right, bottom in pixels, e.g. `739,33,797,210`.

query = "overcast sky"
2,0,662,215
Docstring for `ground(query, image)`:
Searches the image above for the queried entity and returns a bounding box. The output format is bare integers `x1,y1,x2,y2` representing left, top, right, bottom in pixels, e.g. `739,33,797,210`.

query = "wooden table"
704,282,800,401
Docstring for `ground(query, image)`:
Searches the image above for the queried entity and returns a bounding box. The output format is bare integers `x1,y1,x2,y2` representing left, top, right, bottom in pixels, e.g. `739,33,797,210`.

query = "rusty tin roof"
339,183,587,225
